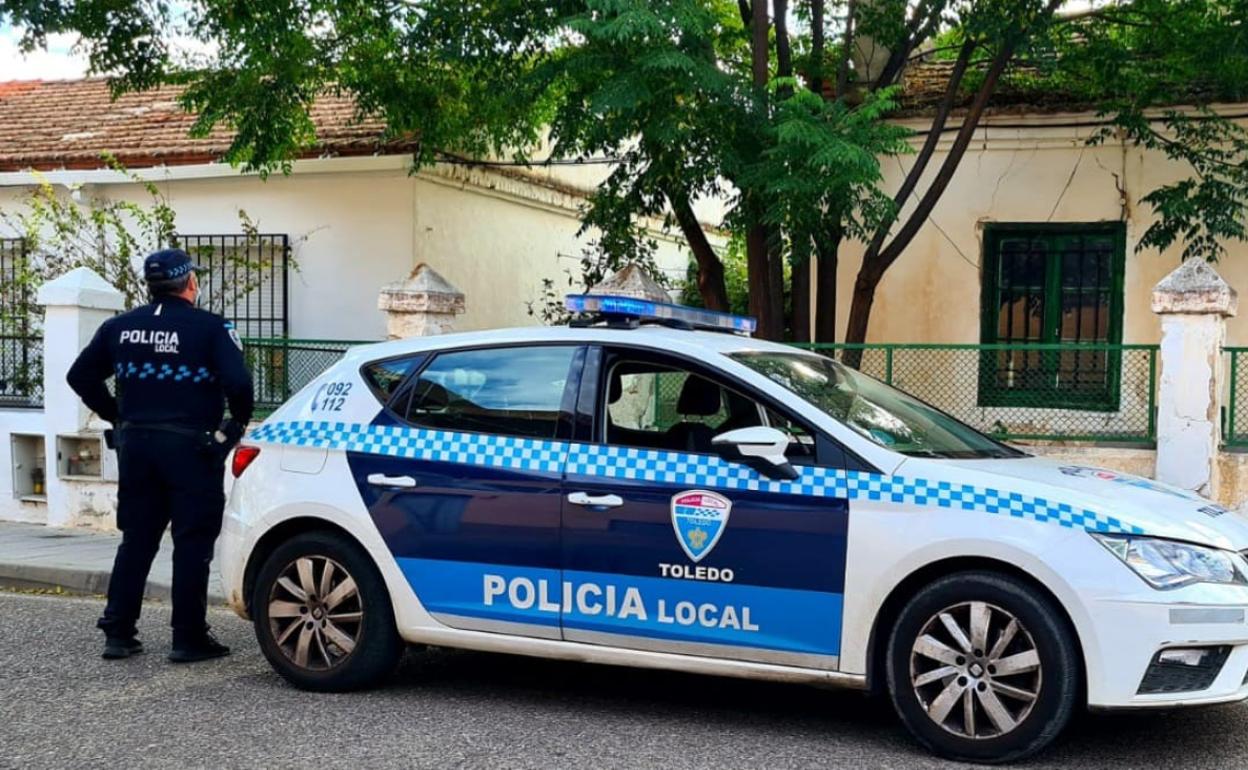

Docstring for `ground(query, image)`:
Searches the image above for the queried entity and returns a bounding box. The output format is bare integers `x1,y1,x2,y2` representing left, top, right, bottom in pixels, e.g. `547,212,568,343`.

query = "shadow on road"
241,642,1248,767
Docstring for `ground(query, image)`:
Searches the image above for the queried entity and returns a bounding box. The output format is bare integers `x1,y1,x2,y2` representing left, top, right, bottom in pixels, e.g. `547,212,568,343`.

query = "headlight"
1091,534,1248,589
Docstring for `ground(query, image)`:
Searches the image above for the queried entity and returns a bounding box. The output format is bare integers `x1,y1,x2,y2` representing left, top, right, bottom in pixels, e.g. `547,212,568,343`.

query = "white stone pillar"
1151,259,1238,498
377,264,465,339
36,268,125,526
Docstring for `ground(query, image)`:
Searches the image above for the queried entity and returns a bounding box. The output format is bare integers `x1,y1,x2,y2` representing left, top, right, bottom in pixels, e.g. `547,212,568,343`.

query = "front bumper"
1084,592,1248,708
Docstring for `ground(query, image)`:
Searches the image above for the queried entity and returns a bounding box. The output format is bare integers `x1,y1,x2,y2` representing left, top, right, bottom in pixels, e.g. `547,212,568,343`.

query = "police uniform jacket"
67,296,255,431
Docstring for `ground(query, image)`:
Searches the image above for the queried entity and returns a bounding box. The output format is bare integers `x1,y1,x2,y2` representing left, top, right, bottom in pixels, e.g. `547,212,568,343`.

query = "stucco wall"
0,157,701,340
828,112,1248,346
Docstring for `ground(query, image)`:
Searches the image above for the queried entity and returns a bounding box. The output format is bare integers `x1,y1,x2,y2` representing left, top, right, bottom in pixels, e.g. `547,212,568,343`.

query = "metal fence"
242,338,366,415
0,335,42,408
793,343,1159,444
1224,348,1248,448
236,337,1159,443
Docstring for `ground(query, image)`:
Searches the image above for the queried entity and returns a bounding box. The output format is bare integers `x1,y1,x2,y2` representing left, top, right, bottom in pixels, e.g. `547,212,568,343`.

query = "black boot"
102,637,144,660
169,630,231,664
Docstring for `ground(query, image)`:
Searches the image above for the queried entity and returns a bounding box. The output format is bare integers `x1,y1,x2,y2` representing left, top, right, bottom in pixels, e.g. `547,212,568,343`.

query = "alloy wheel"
909,601,1042,740
267,555,363,671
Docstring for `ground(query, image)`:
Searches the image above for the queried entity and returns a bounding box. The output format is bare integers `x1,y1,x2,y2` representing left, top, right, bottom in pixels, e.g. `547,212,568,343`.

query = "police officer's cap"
144,249,204,283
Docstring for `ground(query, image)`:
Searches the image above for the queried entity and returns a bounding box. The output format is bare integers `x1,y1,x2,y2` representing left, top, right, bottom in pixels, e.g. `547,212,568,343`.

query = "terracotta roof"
0,78,419,172
897,59,1091,116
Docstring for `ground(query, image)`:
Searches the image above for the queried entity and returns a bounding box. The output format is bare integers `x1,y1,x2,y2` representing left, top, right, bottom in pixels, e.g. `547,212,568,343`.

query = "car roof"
342,324,812,365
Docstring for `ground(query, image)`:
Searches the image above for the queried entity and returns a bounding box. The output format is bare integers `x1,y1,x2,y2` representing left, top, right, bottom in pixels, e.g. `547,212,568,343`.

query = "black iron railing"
174,233,290,340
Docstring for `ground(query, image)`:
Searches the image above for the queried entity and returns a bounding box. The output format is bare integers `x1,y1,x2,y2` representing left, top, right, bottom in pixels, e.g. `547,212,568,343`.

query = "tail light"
231,445,261,478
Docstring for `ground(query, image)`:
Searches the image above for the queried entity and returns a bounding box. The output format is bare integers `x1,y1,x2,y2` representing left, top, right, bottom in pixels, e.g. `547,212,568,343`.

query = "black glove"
216,419,246,449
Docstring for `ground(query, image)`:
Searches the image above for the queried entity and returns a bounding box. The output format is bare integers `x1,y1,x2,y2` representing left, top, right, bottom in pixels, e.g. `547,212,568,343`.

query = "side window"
362,355,425,403
603,359,765,454
401,346,577,439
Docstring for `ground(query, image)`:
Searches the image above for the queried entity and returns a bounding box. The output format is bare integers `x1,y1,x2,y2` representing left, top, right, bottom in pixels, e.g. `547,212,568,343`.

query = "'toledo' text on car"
220,295,1248,762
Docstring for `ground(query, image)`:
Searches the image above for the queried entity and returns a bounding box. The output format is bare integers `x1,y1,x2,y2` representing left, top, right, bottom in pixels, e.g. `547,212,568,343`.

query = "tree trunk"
744,0,782,340
767,229,785,337
746,224,780,339
842,268,878,369
668,193,730,311
814,229,841,343
810,0,826,96
792,251,811,343
751,0,768,88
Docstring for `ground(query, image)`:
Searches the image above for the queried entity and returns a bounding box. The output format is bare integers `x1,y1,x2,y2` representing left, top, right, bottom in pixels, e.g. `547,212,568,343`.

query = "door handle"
567,492,623,509
367,473,418,489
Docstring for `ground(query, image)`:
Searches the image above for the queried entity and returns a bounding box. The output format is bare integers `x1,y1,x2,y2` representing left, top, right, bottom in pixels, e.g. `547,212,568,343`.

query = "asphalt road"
4,591,1248,769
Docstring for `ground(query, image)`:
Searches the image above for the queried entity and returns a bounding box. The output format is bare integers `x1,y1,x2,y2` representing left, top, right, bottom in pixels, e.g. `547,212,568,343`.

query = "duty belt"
117,422,212,441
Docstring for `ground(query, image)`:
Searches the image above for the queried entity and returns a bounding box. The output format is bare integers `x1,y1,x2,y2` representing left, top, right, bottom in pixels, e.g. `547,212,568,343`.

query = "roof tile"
0,78,418,171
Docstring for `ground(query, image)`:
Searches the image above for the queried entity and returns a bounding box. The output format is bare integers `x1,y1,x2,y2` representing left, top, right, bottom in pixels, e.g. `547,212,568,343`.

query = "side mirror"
711,426,799,481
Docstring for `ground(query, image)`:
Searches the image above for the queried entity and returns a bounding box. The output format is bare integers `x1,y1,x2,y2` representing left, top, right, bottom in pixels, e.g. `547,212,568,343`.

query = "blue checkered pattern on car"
115,361,215,383
250,420,1144,535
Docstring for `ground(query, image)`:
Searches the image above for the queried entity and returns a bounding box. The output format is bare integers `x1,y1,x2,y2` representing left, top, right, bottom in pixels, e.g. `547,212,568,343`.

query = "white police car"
220,295,1248,762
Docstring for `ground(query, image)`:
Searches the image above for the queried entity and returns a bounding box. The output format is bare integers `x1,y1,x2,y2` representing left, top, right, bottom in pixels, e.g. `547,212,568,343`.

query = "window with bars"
978,223,1126,411
0,237,41,406
173,233,290,340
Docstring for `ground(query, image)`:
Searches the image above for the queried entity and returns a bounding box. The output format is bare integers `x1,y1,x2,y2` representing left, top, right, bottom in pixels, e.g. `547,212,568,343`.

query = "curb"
0,562,227,604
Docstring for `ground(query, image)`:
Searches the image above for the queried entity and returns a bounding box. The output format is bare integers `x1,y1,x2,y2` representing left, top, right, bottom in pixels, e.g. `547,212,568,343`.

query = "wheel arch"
241,515,371,616
863,556,1086,698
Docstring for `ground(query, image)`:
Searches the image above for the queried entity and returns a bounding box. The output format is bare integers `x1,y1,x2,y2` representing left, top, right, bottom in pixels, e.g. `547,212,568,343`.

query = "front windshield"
731,351,1023,459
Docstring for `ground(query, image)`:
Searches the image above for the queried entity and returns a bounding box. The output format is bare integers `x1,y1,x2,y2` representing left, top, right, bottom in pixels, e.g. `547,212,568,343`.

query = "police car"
220,295,1248,762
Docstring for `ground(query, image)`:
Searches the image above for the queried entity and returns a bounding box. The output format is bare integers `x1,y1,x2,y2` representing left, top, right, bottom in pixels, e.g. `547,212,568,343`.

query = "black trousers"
97,428,226,643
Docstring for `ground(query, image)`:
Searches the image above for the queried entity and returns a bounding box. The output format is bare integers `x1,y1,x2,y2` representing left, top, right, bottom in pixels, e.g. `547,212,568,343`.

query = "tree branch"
872,1,1065,277
668,192,730,312
875,0,943,89
862,39,975,261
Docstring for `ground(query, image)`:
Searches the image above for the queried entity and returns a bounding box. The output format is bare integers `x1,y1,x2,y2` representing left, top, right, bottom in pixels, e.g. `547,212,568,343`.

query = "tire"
252,530,404,692
885,571,1079,763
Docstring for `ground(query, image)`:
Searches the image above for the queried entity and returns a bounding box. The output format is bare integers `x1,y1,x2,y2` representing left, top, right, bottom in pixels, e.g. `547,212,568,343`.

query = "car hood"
898,454,1248,550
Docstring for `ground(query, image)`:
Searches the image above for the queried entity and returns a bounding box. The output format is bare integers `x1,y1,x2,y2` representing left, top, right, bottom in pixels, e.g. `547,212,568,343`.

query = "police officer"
67,248,254,663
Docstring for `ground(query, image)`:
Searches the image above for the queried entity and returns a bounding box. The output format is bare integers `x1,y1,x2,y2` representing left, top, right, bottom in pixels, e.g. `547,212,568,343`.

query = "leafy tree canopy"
6,0,1248,342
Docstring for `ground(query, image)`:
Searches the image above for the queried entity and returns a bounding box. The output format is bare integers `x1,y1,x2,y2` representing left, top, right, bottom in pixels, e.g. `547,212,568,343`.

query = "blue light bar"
564,294,757,335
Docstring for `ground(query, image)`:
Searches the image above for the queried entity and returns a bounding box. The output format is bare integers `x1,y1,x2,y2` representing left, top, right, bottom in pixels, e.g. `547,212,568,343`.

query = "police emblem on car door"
671,490,731,562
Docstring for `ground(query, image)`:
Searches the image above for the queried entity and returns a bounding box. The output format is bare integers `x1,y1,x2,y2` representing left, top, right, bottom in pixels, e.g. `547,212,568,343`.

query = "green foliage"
9,0,1248,327
1037,0,1248,261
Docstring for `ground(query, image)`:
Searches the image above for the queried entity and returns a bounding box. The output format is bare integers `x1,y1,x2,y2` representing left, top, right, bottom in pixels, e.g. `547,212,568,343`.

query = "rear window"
362,355,426,403
397,346,577,439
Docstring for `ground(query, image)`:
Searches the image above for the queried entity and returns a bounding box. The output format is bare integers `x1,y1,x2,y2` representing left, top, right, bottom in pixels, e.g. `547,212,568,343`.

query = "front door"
348,344,584,640
560,346,851,669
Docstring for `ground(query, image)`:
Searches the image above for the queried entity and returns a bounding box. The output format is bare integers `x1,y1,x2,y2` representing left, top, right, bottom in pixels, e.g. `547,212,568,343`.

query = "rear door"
347,344,584,640
559,345,854,669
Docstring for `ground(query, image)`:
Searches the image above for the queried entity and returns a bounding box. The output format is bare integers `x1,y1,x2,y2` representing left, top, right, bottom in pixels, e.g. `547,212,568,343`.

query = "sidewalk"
0,521,225,603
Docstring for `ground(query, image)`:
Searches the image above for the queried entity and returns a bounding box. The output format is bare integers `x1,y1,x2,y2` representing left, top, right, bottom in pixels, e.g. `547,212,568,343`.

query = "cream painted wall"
826,113,1248,345
0,159,698,340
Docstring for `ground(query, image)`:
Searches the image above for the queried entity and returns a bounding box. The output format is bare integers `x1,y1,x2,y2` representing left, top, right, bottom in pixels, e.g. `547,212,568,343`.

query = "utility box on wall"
55,433,118,482
10,433,48,502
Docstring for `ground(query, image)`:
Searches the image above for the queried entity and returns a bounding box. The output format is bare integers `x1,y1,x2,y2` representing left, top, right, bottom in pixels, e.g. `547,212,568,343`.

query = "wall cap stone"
377,263,465,315
36,267,126,311
587,263,669,303
1152,258,1238,317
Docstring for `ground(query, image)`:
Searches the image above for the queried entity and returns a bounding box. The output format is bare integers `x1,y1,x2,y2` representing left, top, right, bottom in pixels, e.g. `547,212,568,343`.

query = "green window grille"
979,222,1126,411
